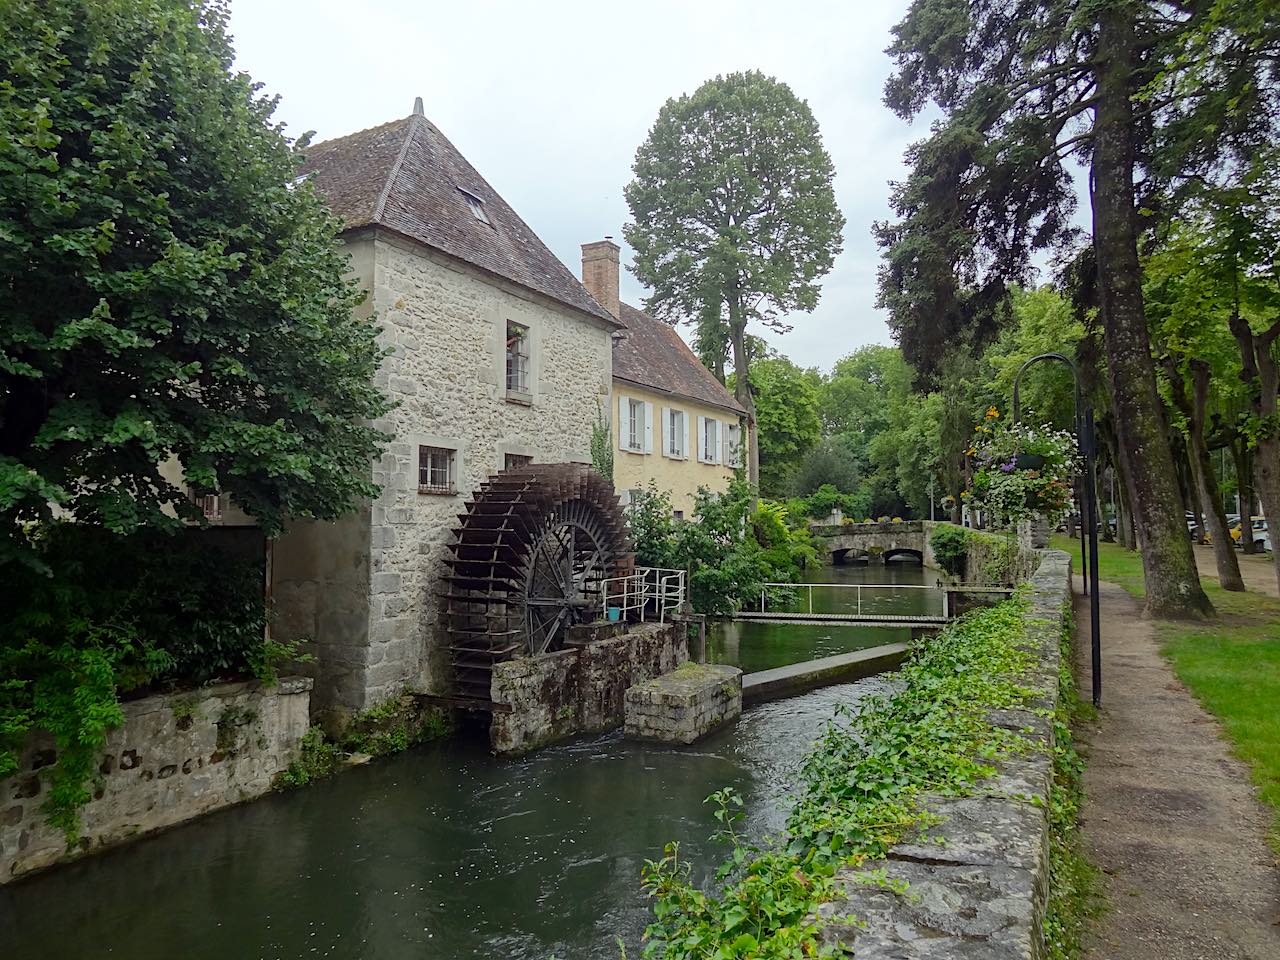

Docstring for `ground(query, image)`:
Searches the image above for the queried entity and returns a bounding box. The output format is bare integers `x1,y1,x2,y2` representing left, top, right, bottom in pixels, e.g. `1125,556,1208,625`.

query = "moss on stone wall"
275,693,452,790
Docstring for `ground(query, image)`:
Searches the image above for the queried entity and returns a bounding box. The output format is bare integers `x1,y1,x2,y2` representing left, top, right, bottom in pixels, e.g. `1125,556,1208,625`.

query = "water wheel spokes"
442,463,634,703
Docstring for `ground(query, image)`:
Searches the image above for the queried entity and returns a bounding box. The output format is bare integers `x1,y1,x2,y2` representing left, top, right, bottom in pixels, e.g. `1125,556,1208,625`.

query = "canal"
707,559,936,673
1,563,928,960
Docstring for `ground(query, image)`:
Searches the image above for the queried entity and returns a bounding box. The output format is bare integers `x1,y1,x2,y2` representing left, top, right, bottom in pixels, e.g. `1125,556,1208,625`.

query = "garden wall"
820,549,1072,958
1,677,311,884
489,622,687,755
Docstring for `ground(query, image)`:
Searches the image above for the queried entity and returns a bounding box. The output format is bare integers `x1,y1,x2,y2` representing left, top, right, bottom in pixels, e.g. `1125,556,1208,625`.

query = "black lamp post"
1012,353,1102,707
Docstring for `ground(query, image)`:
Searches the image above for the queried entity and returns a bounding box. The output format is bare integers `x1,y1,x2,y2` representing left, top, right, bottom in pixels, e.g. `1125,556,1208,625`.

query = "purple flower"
1001,462,1016,473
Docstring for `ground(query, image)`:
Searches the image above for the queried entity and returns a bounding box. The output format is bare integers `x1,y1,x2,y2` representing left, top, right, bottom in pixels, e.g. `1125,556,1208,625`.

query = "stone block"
624,664,742,745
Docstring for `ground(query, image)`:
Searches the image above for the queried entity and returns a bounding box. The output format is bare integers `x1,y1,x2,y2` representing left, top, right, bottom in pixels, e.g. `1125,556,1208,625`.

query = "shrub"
0,525,293,840
930,525,969,577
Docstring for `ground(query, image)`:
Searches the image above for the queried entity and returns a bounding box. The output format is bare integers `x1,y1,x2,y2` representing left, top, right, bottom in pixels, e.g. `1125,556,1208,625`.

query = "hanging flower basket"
965,409,1079,528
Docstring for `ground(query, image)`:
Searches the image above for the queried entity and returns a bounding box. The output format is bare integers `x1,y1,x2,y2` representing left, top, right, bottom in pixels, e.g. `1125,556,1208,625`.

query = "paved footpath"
1075,578,1280,960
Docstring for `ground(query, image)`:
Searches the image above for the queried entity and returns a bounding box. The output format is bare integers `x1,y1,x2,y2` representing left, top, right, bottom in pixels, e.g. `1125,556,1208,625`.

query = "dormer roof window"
459,188,491,226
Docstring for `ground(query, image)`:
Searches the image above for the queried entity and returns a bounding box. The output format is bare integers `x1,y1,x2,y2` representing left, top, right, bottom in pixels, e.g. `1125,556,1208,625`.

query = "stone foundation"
624,664,743,744
1,677,312,884
489,622,687,755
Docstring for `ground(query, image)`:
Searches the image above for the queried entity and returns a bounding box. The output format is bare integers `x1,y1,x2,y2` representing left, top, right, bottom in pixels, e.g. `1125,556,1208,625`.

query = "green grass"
1050,533,1280,850
1050,535,1147,597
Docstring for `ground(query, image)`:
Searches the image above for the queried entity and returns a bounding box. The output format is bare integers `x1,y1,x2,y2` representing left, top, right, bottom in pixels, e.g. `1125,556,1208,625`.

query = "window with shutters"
418,445,456,495
625,398,645,452
666,408,685,458
700,418,720,463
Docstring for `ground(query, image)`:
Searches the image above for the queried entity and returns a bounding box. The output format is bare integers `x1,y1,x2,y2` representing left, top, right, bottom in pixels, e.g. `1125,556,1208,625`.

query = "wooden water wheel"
442,463,633,703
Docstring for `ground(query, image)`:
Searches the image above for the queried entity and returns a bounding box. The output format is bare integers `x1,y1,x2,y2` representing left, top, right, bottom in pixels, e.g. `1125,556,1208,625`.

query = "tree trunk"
1250,352,1280,593
1090,8,1211,617
1226,290,1280,591
1233,438,1259,553
1176,440,1205,542
1187,362,1245,590
727,293,758,497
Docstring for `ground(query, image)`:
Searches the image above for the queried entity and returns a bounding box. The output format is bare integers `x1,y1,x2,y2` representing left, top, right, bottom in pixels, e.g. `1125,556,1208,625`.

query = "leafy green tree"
0,0,391,569
874,0,1280,616
1145,228,1247,590
625,71,845,490
789,441,861,498
730,356,822,497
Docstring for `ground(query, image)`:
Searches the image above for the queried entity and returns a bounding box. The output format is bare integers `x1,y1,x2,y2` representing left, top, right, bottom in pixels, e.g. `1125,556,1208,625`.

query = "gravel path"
1191,543,1278,598
1075,579,1280,960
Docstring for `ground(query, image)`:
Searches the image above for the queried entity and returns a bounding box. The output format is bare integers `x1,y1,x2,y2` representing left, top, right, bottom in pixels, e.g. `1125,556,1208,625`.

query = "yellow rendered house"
580,239,747,517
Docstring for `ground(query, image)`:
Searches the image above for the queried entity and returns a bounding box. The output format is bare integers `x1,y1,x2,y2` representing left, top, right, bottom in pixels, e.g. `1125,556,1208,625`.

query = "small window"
460,188,491,225
667,409,685,458
506,322,530,394
673,509,684,521
626,398,645,452
418,445,456,495
504,453,532,470
190,491,221,522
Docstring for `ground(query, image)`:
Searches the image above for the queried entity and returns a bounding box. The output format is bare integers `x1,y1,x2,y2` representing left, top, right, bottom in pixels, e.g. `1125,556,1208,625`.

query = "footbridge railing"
601,567,687,623
748,581,1014,623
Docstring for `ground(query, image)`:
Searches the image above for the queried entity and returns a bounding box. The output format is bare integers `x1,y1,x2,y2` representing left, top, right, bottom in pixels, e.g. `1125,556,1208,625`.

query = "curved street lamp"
1013,353,1102,707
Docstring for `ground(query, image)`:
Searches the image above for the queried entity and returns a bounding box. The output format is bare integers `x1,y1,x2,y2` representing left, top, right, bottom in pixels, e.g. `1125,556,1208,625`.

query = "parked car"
1250,518,1271,552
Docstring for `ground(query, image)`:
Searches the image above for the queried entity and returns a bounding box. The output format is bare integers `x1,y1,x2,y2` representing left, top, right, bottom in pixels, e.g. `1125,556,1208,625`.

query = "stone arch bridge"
809,520,938,566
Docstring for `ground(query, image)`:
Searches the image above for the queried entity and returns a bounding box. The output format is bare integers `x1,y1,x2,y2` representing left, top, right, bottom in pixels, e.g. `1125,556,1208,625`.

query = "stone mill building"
269,99,622,721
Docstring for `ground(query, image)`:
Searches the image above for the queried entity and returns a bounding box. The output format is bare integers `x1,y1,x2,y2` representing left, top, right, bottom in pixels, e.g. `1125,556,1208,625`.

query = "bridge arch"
884,547,924,564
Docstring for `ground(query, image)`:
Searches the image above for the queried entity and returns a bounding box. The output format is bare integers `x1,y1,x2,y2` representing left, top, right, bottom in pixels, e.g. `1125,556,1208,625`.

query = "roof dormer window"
459,188,491,226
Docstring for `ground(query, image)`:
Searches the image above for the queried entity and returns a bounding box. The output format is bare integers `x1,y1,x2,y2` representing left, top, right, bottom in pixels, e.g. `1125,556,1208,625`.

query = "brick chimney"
581,238,621,320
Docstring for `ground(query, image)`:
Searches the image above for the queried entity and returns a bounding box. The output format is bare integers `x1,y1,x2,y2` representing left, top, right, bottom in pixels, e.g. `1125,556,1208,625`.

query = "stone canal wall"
490,622,687,755
1,677,311,884
821,549,1072,959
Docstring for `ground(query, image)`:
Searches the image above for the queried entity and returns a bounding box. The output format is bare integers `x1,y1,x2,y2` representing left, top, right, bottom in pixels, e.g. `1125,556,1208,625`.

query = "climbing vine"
638,595,1038,957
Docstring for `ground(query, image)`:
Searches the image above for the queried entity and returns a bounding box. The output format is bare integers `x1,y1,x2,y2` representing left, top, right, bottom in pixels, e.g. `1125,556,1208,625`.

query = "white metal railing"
758,581,945,617
601,567,687,623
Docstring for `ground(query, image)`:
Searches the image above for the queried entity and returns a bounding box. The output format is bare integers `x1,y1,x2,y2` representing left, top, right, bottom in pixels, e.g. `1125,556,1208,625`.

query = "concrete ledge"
742,643,910,704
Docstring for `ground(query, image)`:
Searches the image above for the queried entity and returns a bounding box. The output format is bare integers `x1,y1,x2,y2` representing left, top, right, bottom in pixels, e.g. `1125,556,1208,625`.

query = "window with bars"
506,321,530,395
504,453,533,470
418,445,456,494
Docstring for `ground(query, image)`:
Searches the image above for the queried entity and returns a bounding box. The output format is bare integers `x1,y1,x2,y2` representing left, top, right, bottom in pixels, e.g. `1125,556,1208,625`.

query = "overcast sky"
228,0,930,373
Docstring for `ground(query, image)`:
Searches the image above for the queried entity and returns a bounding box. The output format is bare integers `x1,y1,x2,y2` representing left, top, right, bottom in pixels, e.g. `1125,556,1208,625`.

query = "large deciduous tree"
876,1,1277,616
729,355,822,497
0,0,391,568
624,71,845,491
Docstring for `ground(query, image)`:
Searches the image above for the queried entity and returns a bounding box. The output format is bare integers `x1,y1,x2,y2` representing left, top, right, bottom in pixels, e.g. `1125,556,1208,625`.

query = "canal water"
1,678,899,960
707,560,937,673
1,562,926,960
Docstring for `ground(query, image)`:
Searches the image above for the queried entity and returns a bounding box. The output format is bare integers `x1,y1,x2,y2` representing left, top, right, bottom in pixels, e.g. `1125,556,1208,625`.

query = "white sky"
227,0,932,373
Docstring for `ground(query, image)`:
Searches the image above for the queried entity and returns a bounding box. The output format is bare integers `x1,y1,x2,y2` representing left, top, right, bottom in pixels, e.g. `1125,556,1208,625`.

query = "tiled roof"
302,111,617,326
613,303,746,415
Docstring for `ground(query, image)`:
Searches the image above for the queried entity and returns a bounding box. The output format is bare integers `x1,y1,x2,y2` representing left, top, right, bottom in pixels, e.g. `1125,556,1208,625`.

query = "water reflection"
0,678,897,960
